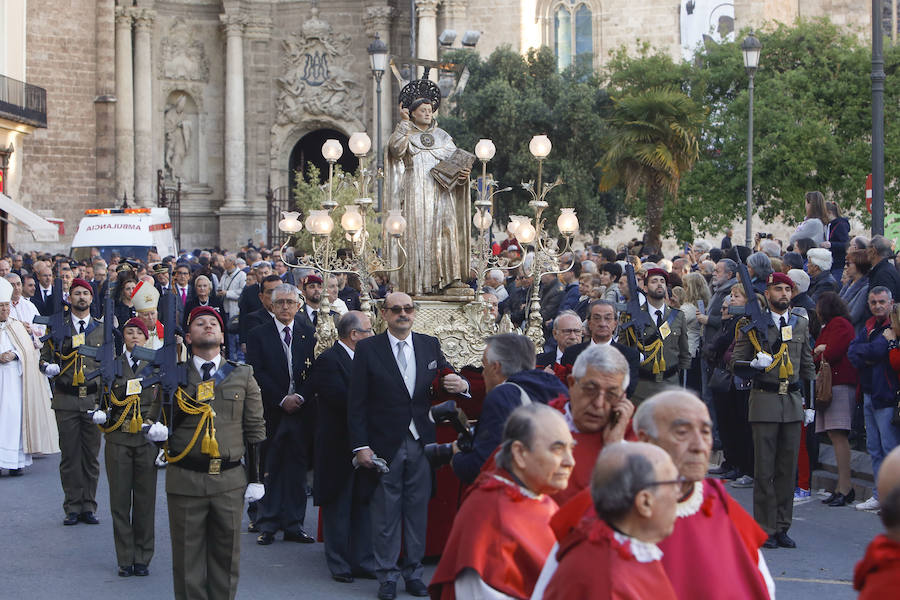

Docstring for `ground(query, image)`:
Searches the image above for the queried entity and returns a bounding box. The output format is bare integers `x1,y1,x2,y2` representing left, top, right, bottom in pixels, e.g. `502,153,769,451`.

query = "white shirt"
70,314,92,332
769,309,789,327
338,340,354,360
272,315,295,394
589,337,613,347
39,286,52,300
305,304,318,324
192,354,222,378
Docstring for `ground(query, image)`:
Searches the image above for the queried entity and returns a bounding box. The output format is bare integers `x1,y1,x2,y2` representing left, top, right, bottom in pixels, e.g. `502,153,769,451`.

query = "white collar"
491,474,542,500
675,481,705,518
387,330,412,351
770,309,789,324
555,347,563,362
71,314,91,330
338,340,355,360
612,531,664,563
272,313,293,331
590,337,613,346
192,354,222,376
562,401,581,434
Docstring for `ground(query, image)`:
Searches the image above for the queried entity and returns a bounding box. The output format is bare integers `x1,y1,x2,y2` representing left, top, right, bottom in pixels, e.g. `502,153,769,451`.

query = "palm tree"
597,87,704,253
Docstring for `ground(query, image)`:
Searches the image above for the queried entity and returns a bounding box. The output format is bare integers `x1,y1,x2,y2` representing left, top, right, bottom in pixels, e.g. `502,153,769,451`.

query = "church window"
553,1,593,71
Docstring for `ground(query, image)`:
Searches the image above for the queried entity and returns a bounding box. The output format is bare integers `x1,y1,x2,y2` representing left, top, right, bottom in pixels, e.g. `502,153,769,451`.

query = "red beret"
303,274,323,286
767,272,796,288
69,278,93,295
645,268,669,284
187,306,224,330
123,317,149,339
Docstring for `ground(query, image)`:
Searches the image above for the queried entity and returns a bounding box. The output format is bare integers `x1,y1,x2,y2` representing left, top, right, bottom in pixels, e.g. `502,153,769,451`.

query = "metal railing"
0,74,47,128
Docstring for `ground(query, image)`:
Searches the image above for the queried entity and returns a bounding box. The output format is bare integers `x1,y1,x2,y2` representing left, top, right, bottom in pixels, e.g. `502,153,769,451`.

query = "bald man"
855,446,900,598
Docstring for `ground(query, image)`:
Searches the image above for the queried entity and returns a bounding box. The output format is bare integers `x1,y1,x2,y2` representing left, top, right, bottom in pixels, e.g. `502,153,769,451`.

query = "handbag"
815,357,833,410
708,367,733,393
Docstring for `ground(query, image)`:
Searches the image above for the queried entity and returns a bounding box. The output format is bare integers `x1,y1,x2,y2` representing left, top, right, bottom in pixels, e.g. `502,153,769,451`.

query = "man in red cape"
548,343,636,506
532,390,773,599
543,441,681,600
855,445,900,598
428,403,575,600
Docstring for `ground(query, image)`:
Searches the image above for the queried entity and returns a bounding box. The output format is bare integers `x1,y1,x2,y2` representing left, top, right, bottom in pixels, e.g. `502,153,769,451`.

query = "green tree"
597,87,704,252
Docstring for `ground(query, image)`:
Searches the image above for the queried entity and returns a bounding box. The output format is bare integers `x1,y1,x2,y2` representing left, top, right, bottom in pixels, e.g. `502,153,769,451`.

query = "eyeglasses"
272,299,298,306
589,314,617,322
576,383,625,402
556,328,583,335
352,327,374,334
385,305,416,314
641,475,688,490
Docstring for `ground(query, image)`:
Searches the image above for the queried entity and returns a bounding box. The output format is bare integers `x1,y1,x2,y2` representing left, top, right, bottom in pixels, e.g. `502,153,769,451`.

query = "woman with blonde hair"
681,272,711,393
790,190,827,244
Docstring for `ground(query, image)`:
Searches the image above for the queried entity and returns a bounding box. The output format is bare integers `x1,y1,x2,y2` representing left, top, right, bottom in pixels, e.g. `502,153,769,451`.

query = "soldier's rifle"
617,263,657,342
76,281,120,412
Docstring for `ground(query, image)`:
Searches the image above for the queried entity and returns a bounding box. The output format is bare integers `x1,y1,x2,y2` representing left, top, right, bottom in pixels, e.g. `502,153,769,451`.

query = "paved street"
2,450,881,599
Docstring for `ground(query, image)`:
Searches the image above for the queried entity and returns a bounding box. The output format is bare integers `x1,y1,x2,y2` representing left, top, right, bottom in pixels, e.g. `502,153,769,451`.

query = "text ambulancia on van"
70,207,177,263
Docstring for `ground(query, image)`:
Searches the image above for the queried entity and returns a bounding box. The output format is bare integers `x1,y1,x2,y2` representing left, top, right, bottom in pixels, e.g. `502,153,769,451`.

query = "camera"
424,400,474,468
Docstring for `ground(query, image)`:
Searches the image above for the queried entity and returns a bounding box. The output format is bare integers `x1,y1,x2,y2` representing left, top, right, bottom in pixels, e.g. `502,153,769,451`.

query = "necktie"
397,340,408,372
780,316,787,329
655,310,663,328
78,320,86,333
283,325,292,346
131,358,139,372
181,288,187,304
311,310,318,328
201,362,214,381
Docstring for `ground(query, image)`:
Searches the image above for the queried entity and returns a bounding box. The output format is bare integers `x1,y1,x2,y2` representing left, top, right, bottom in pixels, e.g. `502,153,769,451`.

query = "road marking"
773,576,851,586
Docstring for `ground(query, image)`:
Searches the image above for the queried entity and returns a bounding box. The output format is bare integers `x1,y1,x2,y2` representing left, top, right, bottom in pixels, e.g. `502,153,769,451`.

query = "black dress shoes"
828,489,856,507
247,520,259,533
132,563,149,576
7,468,22,476
775,531,796,548
79,512,100,525
283,528,315,544
762,535,778,549
821,491,839,504
331,574,354,583
118,565,134,577
63,513,79,526
377,581,397,600
256,531,275,545
405,579,429,597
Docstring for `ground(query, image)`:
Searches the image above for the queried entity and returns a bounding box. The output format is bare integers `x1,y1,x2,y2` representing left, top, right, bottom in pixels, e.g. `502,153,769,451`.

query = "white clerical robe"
10,298,42,345
0,322,31,469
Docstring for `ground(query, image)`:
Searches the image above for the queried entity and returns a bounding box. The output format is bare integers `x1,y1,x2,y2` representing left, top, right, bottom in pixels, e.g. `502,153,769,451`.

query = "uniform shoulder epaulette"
226,359,244,367
790,307,809,320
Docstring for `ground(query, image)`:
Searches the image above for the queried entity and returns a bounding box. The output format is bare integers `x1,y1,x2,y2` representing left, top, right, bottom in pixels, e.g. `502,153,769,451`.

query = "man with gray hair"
451,334,568,484
5,273,41,343
484,268,509,304
866,234,900,303
807,247,839,302
540,442,680,600
431,404,575,600
746,252,773,295
536,310,583,369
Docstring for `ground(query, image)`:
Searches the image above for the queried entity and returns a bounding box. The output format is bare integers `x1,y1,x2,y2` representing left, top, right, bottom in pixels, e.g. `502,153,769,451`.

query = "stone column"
114,7,134,204
365,5,395,155
220,13,246,210
442,0,467,46
132,9,154,207
415,0,440,80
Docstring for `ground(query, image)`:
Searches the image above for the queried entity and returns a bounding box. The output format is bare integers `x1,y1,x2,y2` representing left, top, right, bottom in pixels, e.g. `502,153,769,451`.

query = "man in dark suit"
171,263,193,312
32,261,55,316
536,310,584,369
246,283,316,545
561,300,640,398
348,292,470,600
309,311,377,583
238,269,275,355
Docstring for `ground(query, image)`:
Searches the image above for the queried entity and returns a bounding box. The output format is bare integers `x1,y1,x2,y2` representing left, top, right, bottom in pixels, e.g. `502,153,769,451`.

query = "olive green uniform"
165,358,265,600
731,309,815,536
621,304,691,404
103,354,159,568
41,318,104,516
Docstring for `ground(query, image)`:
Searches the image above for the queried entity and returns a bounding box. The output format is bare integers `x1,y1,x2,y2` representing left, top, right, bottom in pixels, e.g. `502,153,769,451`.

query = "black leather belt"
172,456,241,475
754,381,800,394
639,367,678,381
59,383,98,395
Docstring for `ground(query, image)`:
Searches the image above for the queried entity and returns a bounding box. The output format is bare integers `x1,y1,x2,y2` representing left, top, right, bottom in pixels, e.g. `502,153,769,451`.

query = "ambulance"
70,207,178,262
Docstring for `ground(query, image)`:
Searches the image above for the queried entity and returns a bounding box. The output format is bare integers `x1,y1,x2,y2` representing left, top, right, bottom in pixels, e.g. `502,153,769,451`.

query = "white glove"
146,422,169,442
804,409,816,426
90,410,108,425
750,352,774,369
44,363,60,377
244,482,265,503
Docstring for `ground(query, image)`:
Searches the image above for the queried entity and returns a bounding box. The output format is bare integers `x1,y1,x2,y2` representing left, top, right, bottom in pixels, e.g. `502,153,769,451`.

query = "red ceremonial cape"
544,516,677,600
428,470,558,600
854,534,900,599
658,479,769,599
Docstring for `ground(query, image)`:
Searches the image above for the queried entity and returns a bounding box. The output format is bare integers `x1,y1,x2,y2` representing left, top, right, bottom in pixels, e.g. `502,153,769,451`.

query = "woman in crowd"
182,275,223,329
114,276,137,330
790,190,827,244
681,272,710,394
840,252,872,332
600,263,623,303
814,292,858,506
823,200,851,280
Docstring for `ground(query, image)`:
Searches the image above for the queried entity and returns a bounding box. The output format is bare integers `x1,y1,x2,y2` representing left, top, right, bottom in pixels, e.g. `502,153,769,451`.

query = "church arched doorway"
288,129,359,188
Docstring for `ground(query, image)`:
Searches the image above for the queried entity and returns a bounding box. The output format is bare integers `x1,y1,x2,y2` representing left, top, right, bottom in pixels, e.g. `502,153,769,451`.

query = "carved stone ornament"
160,17,210,82
274,5,363,125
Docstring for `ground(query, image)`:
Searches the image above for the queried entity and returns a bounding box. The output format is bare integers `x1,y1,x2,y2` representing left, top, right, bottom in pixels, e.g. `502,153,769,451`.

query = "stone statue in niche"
164,94,192,182
274,5,362,125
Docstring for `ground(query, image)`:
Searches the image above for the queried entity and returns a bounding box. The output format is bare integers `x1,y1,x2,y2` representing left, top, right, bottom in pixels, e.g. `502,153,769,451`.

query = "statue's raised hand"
399,106,410,121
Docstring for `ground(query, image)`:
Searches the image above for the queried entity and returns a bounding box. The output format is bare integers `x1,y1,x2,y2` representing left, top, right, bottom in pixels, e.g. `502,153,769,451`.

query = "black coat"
309,342,354,505
826,217,851,270
32,288,55,316
338,286,361,312
560,340,640,398
182,296,224,330
869,258,900,304
238,284,264,344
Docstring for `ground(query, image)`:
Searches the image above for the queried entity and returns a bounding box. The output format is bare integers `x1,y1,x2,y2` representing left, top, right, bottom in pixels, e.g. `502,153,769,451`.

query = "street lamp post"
872,0,886,235
741,32,761,248
368,33,388,212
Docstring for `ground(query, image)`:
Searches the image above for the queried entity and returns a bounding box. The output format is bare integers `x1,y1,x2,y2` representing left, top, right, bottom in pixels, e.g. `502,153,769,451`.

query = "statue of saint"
164,94,192,181
386,78,471,297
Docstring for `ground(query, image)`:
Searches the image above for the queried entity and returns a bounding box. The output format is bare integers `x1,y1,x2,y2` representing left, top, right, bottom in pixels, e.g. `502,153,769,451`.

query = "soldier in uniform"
163,306,266,600
39,278,104,526
620,268,691,403
732,272,815,549
99,317,162,577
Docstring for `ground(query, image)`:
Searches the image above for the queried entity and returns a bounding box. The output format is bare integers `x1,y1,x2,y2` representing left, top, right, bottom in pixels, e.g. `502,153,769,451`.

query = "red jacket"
855,534,900,599
815,316,858,386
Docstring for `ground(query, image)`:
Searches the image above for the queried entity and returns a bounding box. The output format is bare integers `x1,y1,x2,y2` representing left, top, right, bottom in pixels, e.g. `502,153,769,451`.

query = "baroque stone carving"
160,17,209,82
275,5,363,125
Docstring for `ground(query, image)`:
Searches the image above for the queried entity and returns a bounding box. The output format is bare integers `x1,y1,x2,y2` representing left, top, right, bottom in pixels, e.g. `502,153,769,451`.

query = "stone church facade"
13,0,872,251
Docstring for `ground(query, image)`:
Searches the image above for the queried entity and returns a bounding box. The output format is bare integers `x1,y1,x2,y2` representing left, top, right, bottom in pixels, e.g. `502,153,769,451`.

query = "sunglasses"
642,475,688,490
385,305,416,314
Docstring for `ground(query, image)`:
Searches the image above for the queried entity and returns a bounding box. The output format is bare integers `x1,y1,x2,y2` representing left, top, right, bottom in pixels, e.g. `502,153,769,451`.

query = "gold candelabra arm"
524,283,545,349
313,296,339,358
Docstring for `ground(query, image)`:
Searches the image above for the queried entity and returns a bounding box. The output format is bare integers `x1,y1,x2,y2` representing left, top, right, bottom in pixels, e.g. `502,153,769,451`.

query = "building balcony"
0,74,47,129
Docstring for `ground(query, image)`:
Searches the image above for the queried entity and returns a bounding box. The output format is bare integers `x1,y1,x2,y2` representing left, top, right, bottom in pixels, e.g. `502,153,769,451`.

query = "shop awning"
0,193,59,242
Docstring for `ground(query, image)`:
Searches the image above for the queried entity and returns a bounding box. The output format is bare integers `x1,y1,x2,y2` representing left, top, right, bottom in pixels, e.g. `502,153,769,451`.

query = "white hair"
571,344,630,392
806,248,833,272
692,239,711,254
787,269,810,293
